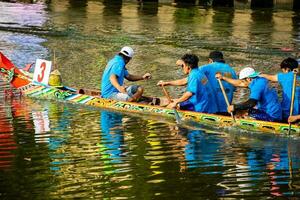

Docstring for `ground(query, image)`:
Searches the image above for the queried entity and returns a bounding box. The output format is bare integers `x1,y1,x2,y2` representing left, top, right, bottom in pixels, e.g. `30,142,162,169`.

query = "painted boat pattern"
17,82,300,135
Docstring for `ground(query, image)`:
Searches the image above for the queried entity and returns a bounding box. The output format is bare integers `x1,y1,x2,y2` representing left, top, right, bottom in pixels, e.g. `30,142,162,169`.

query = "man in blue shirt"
157,54,217,113
101,46,151,102
216,67,282,122
199,51,237,115
260,57,299,122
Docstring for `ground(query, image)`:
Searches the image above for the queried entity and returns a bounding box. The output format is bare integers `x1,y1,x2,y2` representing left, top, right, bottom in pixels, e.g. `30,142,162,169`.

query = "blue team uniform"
277,72,300,121
101,55,129,98
248,77,282,121
199,62,237,113
182,68,218,113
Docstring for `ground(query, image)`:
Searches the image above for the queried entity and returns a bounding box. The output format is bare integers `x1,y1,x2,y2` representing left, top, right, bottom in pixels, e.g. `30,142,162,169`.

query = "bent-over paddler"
216,67,282,122
157,53,217,113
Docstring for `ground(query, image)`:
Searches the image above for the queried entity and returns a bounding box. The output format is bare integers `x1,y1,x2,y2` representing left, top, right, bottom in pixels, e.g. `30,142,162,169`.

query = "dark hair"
280,57,298,70
209,51,225,63
118,52,131,63
181,54,199,69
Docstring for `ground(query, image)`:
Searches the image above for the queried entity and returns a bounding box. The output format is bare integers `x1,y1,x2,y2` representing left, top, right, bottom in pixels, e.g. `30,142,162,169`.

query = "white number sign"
33,59,52,85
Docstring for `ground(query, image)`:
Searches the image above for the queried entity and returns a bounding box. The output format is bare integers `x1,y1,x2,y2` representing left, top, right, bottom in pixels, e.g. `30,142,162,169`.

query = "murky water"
1,0,300,199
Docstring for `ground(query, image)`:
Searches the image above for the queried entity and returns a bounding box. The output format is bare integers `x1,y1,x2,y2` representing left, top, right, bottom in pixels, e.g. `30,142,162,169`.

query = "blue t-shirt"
277,72,300,120
199,62,237,113
101,55,129,98
249,77,282,121
186,68,218,113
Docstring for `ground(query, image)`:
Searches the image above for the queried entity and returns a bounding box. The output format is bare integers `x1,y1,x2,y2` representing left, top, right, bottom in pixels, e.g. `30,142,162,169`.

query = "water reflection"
103,0,122,16
0,97,16,169
219,135,300,197
68,0,87,9
184,129,224,170
99,110,125,174
1,0,300,198
138,2,159,16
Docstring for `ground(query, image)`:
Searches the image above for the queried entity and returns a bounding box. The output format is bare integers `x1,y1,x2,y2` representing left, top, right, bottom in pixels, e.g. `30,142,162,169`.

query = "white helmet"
120,46,134,58
239,67,260,79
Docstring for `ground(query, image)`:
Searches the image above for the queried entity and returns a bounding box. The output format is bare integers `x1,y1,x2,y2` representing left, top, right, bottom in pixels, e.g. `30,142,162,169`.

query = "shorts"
248,108,277,122
110,85,139,101
179,100,195,111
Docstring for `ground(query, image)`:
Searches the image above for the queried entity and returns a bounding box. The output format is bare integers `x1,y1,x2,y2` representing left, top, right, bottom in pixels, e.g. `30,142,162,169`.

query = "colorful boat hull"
16,82,299,134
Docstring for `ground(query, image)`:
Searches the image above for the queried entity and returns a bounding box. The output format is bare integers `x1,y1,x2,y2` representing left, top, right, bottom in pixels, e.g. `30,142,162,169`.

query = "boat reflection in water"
99,110,125,174
165,123,300,196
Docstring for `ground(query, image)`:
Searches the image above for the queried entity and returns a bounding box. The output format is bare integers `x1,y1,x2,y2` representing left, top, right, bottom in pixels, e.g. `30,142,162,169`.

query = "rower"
157,54,217,113
199,51,237,115
216,67,282,122
101,46,151,102
260,58,300,122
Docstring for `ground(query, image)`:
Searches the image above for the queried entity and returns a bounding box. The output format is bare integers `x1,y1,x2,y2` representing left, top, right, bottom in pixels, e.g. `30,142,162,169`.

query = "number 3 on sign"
33,59,52,85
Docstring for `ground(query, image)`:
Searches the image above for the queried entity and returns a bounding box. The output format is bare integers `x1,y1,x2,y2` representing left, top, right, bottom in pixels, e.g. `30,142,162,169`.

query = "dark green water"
1,0,300,199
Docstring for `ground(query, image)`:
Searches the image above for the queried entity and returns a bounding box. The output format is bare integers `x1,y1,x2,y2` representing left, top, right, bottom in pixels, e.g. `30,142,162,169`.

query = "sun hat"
239,67,260,79
120,46,134,58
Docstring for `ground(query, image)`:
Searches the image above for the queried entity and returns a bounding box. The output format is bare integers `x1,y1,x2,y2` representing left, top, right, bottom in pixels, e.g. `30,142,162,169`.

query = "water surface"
1,0,300,199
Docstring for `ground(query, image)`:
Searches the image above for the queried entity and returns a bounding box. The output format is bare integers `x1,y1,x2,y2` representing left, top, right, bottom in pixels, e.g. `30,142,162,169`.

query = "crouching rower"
216,67,282,122
260,57,300,122
157,53,217,113
101,46,151,102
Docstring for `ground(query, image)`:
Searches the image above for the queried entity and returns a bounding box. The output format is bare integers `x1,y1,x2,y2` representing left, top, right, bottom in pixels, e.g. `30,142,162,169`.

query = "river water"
1,0,300,199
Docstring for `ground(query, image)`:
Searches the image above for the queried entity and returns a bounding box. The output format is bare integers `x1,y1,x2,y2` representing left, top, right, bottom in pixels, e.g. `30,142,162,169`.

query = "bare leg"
128,87,144,102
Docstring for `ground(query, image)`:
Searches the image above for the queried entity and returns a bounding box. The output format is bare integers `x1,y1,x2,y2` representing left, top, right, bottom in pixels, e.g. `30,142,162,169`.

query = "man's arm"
227,98,257,113
109,74,127,93
125,73,151,81
168,91,192,108
259,74,278,82
157,77,188,86
216,73,247,87
175,92,192,104
288,115,300,123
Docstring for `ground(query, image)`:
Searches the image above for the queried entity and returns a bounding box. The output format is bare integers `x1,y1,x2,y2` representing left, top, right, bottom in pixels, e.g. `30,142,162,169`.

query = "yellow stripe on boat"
24,85,45,95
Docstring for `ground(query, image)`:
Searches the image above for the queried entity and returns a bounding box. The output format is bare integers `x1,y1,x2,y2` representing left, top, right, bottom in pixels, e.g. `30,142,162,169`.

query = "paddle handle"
288,69,298,134
218,79,235,121
53,50,56,70
161,85,181,123
161,85,172,103
218,79,230,106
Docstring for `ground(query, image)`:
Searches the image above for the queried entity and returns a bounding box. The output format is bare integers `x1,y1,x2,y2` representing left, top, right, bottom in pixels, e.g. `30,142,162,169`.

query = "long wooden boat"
0,52,299,135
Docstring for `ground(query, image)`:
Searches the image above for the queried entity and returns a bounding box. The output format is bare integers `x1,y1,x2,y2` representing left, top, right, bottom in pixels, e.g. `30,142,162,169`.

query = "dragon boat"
0,52,299,135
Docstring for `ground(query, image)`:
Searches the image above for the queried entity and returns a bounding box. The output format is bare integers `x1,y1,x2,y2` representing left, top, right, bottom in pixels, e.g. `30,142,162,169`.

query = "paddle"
53,50,56,71
288,69,298,135
217,78,236,122
161,85,181,123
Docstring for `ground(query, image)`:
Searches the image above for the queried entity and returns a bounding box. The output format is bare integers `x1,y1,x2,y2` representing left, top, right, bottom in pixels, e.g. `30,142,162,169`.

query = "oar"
161,85,181,123
53,50,56,71
217,79,236,122
288,69,298,135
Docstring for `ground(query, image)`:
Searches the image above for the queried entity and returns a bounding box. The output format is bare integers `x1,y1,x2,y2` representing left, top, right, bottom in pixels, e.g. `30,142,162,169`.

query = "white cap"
239,67,260,79
120,46,134,58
